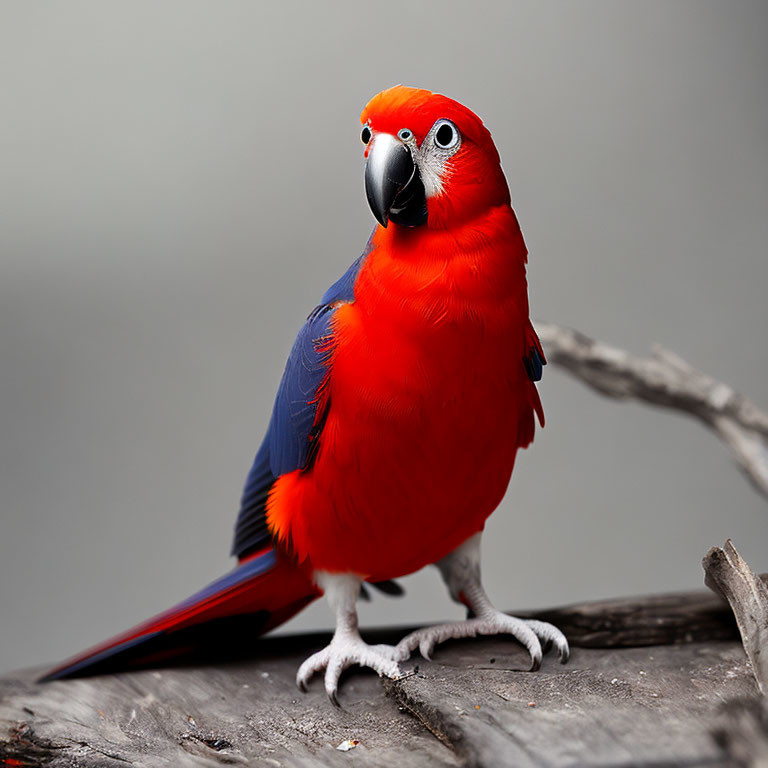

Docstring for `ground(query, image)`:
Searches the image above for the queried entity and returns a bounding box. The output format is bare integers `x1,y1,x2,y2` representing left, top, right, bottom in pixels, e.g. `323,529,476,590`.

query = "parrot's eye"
361,125,372,145
433,120,459,150
397,128,413,141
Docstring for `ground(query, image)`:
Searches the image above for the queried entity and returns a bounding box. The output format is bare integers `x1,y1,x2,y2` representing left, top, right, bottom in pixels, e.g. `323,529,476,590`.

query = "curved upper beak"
364,133,416,228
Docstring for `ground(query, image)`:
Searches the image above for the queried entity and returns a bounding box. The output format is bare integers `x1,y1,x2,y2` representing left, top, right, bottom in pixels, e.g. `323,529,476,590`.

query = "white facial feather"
400,118,462,199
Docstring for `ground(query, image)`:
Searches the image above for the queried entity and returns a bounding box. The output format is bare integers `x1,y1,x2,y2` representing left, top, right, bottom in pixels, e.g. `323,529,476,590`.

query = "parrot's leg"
296,571,403,704
394,533,569,669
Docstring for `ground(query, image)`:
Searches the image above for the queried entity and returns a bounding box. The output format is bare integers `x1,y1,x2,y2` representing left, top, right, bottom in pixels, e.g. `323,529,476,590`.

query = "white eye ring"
397,128,413,141
433,119,459,149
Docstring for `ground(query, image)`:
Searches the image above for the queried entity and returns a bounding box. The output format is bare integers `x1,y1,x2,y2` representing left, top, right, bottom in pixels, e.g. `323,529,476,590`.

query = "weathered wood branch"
536,323,768,499
704,539,768,694
386,641,758,768
1,583,765,767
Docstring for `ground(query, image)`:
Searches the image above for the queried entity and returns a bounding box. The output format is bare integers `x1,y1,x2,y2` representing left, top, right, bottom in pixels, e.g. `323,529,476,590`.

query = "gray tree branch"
703,539,768,695
536,323,768,500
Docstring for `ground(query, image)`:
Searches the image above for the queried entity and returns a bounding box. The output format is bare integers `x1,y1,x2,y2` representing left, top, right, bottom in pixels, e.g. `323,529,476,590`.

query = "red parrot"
41,86,568,702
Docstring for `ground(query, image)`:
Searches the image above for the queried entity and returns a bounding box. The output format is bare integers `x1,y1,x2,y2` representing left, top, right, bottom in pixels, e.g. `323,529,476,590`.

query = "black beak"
364,133,427,228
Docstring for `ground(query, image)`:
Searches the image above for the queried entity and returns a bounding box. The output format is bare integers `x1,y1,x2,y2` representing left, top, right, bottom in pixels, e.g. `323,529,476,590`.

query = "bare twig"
536,323,768,499
703,539,768,694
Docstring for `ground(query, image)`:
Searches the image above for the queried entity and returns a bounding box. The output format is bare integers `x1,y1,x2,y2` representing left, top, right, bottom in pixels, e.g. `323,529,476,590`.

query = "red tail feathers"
40,548,318,681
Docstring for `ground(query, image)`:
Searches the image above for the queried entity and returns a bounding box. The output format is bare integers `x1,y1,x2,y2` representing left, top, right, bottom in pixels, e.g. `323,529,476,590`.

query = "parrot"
41,85,569,702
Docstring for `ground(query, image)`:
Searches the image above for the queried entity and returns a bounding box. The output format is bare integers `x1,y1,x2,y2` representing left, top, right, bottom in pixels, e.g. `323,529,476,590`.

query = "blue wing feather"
231,233,374,558
268,306,334,476
524,348,544,381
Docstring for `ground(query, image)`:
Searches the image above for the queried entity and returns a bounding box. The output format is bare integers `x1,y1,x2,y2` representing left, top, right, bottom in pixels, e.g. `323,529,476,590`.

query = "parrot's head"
360,85,510,231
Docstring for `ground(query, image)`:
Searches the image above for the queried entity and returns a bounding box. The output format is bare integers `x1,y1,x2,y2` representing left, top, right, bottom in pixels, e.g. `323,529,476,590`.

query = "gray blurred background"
1,0,766,676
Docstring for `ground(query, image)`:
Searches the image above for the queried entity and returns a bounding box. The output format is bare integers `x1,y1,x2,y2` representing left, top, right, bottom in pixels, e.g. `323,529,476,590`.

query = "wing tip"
38,632,162,682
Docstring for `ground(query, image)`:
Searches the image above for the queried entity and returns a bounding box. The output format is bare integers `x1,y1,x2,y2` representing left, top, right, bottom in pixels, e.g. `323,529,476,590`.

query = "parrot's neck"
357,204,530,331
382,203,524,258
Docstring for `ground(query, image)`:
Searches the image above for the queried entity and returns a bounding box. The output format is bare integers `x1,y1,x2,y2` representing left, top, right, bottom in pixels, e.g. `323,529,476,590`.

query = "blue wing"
523,320,546,382
523,348,544,381
231,235,373,558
